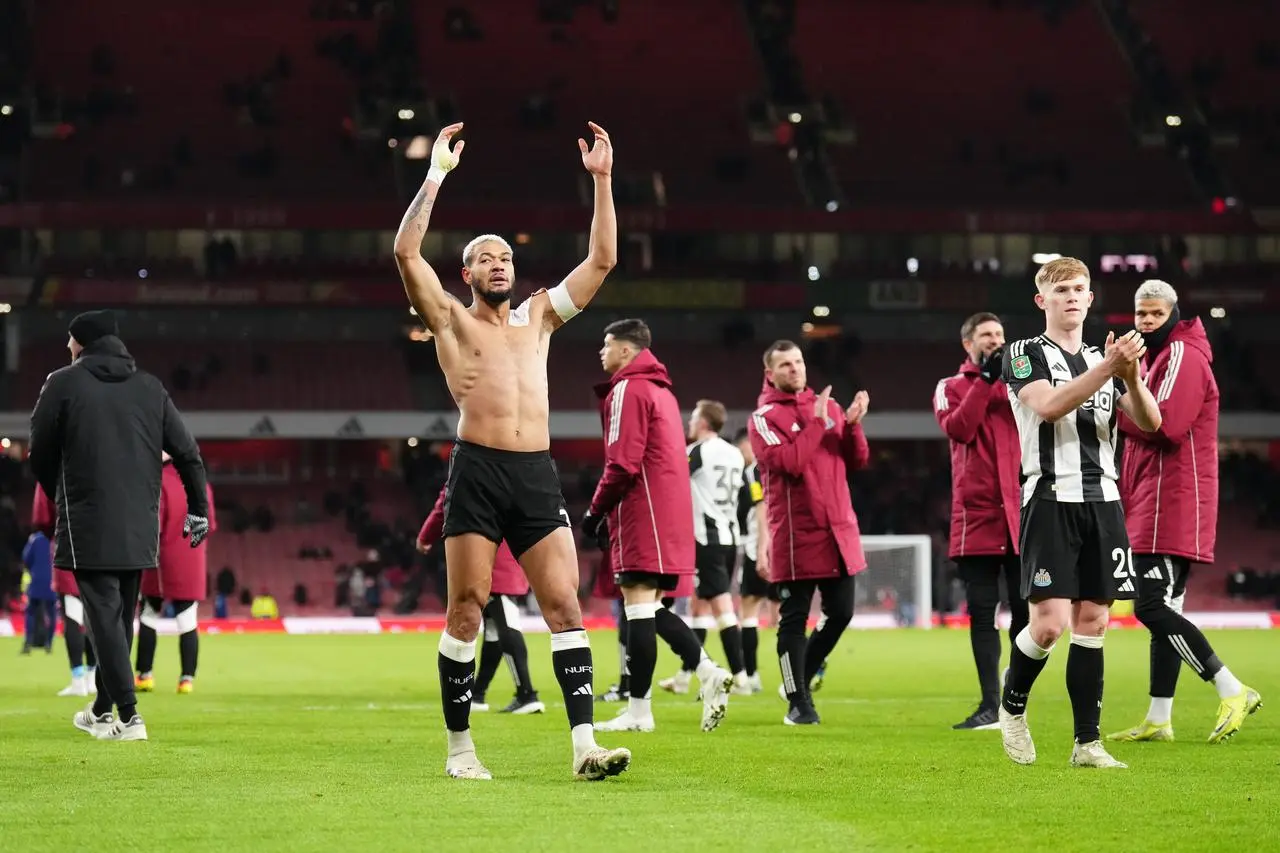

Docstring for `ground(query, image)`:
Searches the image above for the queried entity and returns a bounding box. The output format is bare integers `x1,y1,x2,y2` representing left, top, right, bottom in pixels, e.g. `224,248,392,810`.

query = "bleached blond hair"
462,234,513,267
1134,279,1178,306
1034,256,1090,291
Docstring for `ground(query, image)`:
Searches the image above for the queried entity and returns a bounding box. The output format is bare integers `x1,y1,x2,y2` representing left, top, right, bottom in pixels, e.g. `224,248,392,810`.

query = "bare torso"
433,296,553,452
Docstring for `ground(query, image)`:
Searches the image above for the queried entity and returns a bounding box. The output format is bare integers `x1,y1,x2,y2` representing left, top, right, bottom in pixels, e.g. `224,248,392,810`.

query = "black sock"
777,630,808,703
178,630,198,679
742,622,759,677
693,627,708,647
474,633,502,698
135,624,157,675
437,633,477,732
84,635,96,669
1066,637,1104,743
92,690,112,717
719,624,745,676
502,628,536,699
550,629,594,728
655,606,704,671
624,604,658,700
1000,629,1051,716
118,702,138,723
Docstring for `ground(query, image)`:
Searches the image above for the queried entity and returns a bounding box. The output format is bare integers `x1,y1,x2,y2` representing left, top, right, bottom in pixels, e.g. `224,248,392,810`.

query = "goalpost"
853,534,934,629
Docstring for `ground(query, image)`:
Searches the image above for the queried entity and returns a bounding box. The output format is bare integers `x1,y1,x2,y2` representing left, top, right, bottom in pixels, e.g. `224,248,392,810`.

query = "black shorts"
738,556,778,600
1018,497,1136,601
695,544,736,599
614,570,680,593
442,440,570,559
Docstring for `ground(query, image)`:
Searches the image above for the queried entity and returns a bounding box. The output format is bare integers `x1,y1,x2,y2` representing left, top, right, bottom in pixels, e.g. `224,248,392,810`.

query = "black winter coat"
28,336,209,571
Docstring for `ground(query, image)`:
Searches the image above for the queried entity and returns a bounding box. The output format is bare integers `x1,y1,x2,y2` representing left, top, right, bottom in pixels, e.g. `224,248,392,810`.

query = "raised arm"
1115,356,1163,433
1006,333,1142,424
749,402,827,478
541,122,617,330
1119,341,1203,443
935,376,994,444
394,123,465,335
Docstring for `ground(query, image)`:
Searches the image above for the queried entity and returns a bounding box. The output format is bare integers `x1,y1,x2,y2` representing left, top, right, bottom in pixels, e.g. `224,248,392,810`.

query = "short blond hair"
1034,257,1090,291
695,399,727,433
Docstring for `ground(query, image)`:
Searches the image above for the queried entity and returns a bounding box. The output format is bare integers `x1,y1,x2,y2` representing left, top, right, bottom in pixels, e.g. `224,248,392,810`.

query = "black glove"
182,514,211,548
580,511,607,548
979,347,1004,384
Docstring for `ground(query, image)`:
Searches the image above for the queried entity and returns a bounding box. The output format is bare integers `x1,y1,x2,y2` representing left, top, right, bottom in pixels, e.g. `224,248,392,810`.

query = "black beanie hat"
68,310,119,347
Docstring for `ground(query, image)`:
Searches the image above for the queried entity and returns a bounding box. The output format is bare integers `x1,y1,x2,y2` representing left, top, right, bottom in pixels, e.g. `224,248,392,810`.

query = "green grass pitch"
2,628,1276,852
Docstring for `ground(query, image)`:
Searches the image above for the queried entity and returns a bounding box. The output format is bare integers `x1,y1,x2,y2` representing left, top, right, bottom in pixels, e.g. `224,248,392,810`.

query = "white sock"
1147,697,1173,724
1213,666,1244,699
695,657,722,683
571,723,597,755
446,729,475,757
628,696,652,719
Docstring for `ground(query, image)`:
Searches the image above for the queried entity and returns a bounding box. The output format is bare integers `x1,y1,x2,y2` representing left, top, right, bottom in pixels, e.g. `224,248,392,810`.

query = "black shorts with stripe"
1018,497,1136,601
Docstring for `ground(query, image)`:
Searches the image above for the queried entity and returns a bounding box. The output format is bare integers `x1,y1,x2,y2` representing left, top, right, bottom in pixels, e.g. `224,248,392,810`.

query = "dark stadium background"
1,0,1277,623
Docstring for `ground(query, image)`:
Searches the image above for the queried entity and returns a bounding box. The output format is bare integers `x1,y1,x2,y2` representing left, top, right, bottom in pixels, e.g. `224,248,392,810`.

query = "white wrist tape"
547,281,581,322
426,165,448,185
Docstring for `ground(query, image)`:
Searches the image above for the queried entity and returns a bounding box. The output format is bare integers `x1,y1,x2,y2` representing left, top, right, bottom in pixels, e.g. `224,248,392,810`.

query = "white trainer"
445,751,492,780
594,709,655,733
97,715,148,741
748,673,763,694
58,677,89,697
699,667,734,732
573,745,632,781
999,705,1036,765
658,671,691,694
72,704,113,737
1070,740,1128,768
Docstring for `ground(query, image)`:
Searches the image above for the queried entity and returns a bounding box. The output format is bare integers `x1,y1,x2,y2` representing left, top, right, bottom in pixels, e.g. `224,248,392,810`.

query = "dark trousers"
74,569,142,713
24,599,58,650
775,573,856,702
957,551,1029,707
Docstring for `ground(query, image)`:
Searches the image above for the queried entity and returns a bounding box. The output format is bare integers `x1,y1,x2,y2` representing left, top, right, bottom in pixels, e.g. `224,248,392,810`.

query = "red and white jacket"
748,380,869,582
933,360,1021,559
588,349,695,578
1119,319,1219,563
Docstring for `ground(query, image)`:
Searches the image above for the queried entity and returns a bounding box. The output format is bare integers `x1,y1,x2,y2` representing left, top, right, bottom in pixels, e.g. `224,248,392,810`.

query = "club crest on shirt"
1011,355,1032,379
1032,568,1052,588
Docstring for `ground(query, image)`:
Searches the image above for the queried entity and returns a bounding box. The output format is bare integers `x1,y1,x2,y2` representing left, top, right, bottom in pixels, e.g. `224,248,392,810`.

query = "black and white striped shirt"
688,436,743,547
1003,336,1126,504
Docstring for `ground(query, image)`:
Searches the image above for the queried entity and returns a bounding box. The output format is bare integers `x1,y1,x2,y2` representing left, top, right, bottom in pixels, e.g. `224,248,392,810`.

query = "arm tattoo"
405,192,434,239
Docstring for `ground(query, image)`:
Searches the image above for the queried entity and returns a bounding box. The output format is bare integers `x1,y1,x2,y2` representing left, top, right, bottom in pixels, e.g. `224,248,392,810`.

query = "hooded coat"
748,378,869,582
1119,318,1219,563
142,462,218,600
933,360,1022,558
28,336,209,571
588,349,695,579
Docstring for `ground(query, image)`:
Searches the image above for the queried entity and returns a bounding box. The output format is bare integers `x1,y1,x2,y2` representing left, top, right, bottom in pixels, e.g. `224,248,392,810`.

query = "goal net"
853,535,934,629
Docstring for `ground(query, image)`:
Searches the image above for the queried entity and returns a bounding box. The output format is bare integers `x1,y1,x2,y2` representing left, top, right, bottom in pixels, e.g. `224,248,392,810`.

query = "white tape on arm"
547,281,581,322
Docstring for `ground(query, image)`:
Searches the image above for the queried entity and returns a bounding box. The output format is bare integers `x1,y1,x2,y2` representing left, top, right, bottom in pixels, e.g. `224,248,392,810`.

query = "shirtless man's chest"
434,300,553,451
